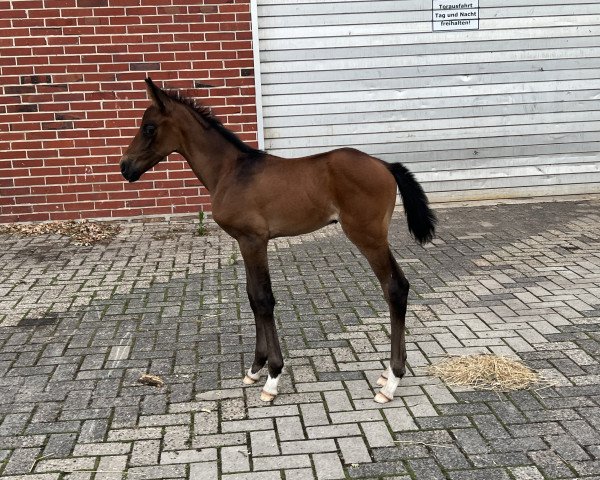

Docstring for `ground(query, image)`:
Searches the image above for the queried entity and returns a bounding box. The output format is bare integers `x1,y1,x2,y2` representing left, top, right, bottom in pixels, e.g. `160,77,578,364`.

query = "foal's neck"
177,115,241,193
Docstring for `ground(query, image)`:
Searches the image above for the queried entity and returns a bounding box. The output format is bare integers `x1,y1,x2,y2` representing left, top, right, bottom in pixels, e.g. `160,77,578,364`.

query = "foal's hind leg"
375,251,409,403
342,222,410,403
364,246,409,403
237,236,284,402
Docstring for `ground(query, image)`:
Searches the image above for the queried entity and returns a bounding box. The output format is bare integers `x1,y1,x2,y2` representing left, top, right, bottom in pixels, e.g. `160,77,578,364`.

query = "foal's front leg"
238,236,284,402
242,315,267,385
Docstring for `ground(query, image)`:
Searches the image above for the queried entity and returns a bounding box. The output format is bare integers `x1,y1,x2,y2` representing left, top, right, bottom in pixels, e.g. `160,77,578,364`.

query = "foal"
120,78,436,403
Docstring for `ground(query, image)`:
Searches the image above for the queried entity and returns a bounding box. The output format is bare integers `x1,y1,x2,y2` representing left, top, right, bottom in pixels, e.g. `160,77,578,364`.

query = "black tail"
387,162,437,245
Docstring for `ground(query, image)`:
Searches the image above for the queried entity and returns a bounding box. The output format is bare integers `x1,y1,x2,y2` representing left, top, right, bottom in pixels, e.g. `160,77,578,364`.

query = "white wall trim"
250,0,265,150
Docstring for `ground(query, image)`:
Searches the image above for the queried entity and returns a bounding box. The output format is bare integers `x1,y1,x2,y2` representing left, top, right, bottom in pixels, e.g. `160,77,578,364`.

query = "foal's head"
119,78,188,182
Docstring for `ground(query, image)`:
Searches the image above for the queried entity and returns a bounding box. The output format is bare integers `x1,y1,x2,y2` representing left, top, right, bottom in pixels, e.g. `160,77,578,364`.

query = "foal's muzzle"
120,156,140,183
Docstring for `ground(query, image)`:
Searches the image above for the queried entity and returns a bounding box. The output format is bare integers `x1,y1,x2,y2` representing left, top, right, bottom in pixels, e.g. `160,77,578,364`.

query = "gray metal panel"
256,0,600,200
261,57,600,84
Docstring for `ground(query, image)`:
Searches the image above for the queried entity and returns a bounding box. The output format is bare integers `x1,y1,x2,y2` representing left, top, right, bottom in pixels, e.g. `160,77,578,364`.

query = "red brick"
94,183,127,193
175,204,205,214
123,24,159,35
48,36,81,47
92,200,127,210
78,32,109,42
159,5,185,14
205,13,235,23
65,64,97,74
27,149,59,160
49,211,84,220
22,133,54,144
143,206,174,216
1,186,31,197
13,37,46,47
125,6,157,16
4,84,35,95
79,16,105,26
30,65,67,75
45,0,76,7
31,185,62,195
205,32,235,42
97,6,126,15
235,30,252,41
219,4,248,14
59,148,91,158
62,200,94,211
77,0,107,7
0,177,16,188
46,17,78,28
142,14,175,25
46,193,78,204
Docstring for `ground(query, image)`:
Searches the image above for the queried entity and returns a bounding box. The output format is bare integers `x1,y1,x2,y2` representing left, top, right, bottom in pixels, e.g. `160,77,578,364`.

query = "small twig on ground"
394,440,453,449
30,453,55,473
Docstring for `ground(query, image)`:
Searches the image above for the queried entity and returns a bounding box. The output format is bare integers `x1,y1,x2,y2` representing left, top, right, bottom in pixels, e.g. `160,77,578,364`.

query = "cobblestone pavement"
0,198,599,479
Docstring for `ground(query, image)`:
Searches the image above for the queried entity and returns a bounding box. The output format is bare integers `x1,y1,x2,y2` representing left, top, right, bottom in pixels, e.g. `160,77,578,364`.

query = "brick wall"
0,0,258,223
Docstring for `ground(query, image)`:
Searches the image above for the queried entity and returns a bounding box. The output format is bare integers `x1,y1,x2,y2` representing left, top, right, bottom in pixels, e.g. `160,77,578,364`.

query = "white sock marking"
380,366,400,400
246,368,261,381
263,374,279,396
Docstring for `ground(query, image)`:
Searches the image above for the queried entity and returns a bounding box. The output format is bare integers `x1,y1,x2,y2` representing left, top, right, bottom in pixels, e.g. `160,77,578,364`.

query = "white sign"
433,0,479,31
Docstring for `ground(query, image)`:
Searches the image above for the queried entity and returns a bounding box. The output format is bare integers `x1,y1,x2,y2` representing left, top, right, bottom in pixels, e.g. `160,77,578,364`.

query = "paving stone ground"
0,198,599,479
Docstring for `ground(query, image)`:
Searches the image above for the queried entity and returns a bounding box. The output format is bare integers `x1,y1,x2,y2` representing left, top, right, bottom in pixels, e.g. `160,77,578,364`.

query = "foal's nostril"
120,157,130,179
120,157,140,183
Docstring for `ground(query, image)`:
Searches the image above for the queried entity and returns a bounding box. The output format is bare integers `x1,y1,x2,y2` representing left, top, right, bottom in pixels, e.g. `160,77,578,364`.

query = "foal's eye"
142,123,156,138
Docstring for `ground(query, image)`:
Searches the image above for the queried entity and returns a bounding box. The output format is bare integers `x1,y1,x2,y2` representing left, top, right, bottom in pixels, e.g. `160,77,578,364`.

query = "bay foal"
120,79,436,403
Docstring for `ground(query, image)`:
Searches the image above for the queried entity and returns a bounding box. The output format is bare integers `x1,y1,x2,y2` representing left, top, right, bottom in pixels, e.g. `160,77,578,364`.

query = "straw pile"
0,220,120,246
428,354,541,391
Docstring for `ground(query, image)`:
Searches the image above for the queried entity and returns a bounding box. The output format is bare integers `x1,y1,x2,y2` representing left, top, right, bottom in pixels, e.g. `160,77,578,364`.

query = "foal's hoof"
260,390,276,402
374,392,393,404
243,368,261,385
376,375,388,387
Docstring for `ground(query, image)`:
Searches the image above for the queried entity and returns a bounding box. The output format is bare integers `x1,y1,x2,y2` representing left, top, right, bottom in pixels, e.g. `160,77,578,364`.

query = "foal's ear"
145,77,170,114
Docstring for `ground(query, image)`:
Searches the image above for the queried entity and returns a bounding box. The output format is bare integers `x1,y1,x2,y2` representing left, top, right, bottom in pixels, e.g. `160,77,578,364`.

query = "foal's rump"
325,148,436,246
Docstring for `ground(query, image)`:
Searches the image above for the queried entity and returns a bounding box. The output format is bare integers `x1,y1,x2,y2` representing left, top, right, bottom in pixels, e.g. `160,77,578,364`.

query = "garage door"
254,0,600,201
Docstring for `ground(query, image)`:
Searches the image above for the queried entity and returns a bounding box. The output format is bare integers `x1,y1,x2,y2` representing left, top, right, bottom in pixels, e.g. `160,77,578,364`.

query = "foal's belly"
267,207,339,239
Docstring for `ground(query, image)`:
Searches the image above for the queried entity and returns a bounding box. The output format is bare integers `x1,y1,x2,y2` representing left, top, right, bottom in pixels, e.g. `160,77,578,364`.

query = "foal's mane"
163,89,263,157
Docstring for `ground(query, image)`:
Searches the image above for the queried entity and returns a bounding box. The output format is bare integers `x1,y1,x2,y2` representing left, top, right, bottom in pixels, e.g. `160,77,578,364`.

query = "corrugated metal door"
255,0,600,201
